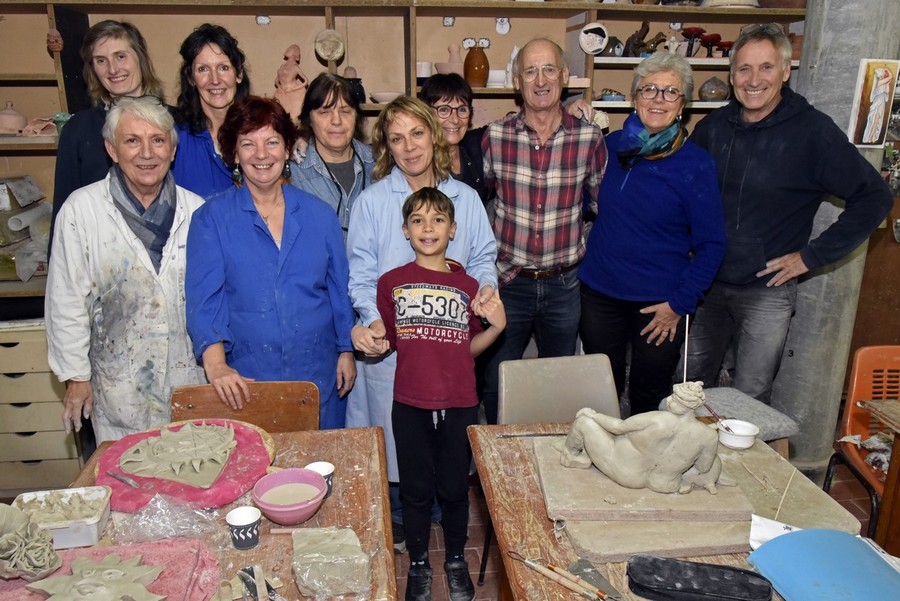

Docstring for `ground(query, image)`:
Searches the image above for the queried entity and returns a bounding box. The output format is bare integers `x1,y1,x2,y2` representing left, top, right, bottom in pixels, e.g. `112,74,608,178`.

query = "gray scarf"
109,165,177,273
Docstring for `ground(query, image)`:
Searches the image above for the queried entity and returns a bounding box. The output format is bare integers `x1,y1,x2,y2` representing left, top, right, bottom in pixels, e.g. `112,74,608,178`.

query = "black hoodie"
691,86,892,287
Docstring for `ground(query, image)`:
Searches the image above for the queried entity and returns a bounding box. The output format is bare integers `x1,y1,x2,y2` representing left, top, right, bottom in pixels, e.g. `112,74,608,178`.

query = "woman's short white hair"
102,96,177,146
631,51,694,102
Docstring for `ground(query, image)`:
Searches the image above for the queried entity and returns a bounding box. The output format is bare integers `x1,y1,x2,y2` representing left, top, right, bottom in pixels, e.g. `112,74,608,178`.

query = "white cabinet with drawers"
0,325,81,495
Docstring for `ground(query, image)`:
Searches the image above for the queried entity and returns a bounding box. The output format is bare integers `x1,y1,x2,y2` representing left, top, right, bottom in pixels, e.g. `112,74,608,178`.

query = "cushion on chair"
658,387,799,442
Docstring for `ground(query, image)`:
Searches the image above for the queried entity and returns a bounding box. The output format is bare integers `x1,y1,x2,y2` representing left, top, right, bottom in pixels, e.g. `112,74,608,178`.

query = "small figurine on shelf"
624,21,649,58
274,44,309,124
343,66,366,106
46,29,63,56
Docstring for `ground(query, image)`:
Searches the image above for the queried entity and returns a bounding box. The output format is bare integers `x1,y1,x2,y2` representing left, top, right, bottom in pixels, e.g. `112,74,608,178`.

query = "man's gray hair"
631,51,694,101
102,96,177,146
731,23,792,72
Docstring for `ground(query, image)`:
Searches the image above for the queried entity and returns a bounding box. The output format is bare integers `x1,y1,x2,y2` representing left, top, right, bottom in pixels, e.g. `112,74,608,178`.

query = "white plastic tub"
13,486,111,549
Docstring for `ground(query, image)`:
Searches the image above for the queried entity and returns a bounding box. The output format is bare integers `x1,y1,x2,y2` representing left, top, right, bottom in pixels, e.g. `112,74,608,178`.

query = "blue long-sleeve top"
172,123,234,199
347,167,498,328
579,130,726,316
185,184,355,429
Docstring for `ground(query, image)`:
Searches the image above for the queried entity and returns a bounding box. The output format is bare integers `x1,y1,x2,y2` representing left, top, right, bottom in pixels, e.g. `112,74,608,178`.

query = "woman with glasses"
578,51,725,416
172,24,251,198
290,72,374,243
50,20,165,254
419,73,597,208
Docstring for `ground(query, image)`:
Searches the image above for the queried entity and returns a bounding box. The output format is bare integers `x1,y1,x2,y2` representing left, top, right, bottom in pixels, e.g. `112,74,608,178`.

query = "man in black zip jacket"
684,23,892,404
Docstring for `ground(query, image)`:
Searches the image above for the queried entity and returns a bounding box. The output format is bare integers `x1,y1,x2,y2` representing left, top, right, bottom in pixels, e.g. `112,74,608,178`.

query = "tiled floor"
394,463,876,601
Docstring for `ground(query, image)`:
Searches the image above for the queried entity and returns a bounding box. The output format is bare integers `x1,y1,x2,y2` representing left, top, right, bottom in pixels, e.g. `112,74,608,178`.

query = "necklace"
255,197,283,226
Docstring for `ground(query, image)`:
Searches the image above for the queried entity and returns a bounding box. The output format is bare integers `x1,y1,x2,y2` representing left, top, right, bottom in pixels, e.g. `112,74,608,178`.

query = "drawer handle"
14,432,37,438
0,342,20,348
1,373,26,379
10,402,32,408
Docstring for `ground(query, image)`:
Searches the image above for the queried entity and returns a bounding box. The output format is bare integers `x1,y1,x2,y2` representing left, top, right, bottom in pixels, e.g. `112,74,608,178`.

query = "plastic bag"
290,527,371,600
110,494,228,550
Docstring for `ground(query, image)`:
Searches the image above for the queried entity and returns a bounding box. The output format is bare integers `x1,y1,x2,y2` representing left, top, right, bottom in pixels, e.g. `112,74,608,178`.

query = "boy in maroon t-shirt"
376,187,505,601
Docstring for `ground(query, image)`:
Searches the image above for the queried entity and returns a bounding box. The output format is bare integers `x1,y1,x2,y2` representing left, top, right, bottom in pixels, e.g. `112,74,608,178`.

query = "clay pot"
0,102,27,133
464,46,489,88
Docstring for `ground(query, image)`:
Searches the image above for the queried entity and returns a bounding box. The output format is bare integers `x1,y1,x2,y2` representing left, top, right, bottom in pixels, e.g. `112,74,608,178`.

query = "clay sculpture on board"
119,421,237,488
25,554,163,601
554,381,733,495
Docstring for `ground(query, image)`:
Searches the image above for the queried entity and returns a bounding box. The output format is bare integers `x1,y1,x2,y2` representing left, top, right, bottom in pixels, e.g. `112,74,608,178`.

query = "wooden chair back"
498,354,620,424
171,381,320,433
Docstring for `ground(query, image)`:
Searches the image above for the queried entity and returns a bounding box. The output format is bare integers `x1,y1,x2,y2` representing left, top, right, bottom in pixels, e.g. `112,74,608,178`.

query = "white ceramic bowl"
370,91,403,104
717,419,760,450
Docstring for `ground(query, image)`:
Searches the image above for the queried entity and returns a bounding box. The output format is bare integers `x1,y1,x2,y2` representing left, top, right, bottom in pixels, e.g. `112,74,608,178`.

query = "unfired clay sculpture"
0,504,61,582
555,381,730,495
274,44,309,123
119,421,236,488
26,554,163,601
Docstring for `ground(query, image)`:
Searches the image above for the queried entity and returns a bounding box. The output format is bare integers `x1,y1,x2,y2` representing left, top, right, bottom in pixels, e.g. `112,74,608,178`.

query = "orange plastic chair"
823,345,900,537
170,381,319,433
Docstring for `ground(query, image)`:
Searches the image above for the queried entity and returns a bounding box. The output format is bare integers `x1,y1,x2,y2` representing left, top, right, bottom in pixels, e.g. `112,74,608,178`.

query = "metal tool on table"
237,566,281,601
508,551,621,599
105,470,139,488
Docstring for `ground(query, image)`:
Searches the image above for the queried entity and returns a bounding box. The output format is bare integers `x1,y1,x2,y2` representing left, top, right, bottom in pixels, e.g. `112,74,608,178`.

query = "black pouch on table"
626,554,773,601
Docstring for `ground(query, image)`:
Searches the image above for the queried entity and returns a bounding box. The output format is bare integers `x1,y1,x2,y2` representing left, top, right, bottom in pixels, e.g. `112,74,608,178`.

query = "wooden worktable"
469,422,860,601
72,426,398,601
867,398,900,555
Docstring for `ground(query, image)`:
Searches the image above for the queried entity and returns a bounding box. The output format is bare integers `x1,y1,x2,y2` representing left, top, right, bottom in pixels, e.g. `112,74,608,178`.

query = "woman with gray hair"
46,96,206,443
578,51,726,416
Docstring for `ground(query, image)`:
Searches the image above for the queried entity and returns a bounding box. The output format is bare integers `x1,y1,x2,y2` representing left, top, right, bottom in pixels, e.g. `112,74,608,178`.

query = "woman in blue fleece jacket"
579,53,725,416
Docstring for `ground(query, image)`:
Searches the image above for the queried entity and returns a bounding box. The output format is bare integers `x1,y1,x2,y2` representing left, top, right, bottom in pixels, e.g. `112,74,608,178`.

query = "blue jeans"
685,280,797,404
481,268,581,424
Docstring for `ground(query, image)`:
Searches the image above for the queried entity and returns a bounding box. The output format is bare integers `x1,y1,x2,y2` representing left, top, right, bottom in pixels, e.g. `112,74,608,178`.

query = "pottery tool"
105,470,139,488
682,314,734,434
508,551,604,599
566,558,623,601
547,562,610,599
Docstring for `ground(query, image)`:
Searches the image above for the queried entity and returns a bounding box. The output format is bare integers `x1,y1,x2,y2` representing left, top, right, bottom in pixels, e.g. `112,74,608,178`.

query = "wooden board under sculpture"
532,436,861,563
533,436,754,522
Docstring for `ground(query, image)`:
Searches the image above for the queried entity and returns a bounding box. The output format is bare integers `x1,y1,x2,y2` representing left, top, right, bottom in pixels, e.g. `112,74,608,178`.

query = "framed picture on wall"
847,58,899,148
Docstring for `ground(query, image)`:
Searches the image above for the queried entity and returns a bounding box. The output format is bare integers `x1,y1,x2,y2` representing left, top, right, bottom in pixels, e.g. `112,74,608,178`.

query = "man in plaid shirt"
480,38,607,424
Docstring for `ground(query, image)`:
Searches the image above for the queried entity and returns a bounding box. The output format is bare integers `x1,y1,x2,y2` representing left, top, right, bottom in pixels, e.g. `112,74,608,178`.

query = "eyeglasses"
432,104,472,119
520,65,562,83
636,84,684,103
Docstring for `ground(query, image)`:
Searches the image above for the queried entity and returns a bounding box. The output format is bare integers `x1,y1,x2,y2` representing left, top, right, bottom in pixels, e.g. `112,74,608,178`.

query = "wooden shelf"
592,100,728,110
0,73,58,85
594,57,801,69
0,137,58,152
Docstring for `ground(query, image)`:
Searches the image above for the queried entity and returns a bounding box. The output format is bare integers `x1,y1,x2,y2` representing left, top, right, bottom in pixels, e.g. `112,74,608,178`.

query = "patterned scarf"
616,111,687,171
109,165,177,273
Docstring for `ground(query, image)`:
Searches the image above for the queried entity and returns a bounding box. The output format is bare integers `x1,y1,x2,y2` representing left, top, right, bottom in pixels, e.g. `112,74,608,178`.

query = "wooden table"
469,423,861,601
71,426,398,601
866,398,900,554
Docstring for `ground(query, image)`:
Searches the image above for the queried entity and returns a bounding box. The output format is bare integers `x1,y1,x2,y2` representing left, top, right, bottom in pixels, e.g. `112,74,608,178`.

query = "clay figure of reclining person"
554,381,731,494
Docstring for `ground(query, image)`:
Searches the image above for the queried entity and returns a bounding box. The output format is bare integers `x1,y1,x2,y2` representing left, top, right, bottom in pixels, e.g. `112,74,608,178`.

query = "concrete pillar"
771,0,900,476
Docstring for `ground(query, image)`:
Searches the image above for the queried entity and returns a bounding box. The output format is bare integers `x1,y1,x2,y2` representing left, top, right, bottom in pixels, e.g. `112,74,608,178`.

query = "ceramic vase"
464,47,489,88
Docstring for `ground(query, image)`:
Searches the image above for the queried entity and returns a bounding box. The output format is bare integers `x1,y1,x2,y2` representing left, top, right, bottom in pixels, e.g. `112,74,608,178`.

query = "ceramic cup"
226,506,261,550
304,461,335,498
416,61,433,78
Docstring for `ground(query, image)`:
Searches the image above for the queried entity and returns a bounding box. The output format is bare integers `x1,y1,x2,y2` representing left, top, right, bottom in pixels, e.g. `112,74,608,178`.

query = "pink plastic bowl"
252,468,327,526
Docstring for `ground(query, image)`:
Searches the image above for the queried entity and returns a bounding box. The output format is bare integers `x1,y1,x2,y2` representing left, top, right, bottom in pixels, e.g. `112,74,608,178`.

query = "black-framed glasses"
432,104,472,119
636,84,684,103
520,65,562,83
